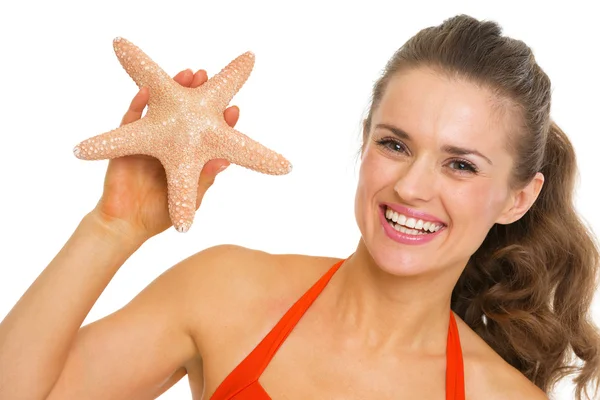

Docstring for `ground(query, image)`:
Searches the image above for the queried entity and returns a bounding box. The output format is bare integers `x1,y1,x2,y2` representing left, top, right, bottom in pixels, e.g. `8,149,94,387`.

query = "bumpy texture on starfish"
74,37,292,233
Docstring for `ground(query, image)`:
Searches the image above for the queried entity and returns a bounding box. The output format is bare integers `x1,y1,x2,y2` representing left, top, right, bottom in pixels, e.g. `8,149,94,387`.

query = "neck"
329,239,461,356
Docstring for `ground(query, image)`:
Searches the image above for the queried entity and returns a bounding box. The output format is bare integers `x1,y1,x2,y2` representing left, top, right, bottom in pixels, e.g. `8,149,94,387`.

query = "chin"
366,240,435,277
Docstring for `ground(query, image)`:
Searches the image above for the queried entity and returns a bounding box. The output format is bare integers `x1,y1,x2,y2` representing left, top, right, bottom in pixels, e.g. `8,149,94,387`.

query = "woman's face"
355,67,532,276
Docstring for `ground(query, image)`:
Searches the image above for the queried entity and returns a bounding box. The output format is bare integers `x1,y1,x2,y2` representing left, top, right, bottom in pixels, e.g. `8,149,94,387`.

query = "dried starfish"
73,37,292,233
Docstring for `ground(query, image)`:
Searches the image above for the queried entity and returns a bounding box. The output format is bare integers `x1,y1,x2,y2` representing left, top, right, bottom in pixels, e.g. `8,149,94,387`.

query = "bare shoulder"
454,314,549,400
177,244,338,306
174,244,340,348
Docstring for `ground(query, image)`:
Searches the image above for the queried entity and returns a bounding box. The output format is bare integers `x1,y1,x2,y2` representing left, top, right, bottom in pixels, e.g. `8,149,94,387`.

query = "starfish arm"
198,52,255,111
73,119,152,160
161,160,204,233
211,125,292,175
113,37,174,95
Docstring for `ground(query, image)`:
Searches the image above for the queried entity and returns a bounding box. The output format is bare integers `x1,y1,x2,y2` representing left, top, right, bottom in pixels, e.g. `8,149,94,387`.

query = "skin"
0,67,549,399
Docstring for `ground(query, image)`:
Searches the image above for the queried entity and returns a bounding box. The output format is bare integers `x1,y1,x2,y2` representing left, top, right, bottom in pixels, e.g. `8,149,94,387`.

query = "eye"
374,137,479,175
448,159,479,174
375,137,409,155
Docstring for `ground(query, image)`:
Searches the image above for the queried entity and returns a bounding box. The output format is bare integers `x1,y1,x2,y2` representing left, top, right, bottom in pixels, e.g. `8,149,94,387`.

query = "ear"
496,172,544,225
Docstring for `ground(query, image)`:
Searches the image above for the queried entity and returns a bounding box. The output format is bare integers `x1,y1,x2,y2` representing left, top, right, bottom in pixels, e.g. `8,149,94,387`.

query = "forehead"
374,68,513,152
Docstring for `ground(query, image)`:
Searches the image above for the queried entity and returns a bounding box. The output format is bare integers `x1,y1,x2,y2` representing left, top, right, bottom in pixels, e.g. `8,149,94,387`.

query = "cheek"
354,152,393,221
360,148,399,184
356,151,397,195
445,181,507,230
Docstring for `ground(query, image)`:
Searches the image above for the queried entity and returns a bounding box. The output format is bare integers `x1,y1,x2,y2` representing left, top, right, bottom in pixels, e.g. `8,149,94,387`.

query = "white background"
0,1,598,398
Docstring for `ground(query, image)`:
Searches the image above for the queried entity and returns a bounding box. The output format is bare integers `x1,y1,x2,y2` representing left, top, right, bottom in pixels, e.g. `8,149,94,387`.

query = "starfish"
73,37,292,233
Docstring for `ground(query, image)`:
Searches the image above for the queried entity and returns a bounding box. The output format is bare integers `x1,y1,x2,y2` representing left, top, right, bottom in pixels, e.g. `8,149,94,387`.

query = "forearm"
0,212,145,399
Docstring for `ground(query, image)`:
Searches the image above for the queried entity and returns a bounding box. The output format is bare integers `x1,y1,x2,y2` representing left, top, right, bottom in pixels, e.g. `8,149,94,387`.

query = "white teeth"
384,206,443,233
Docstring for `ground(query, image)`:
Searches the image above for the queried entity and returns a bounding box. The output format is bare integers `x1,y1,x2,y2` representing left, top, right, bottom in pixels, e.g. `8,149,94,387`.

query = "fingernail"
217,164,229,173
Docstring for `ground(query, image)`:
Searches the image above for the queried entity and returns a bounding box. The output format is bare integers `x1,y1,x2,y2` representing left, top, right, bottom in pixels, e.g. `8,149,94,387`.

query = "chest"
195,329,451,399
263,342,448,399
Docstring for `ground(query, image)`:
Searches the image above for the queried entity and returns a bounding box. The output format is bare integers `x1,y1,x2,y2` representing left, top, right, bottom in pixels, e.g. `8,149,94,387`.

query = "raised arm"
0,68,239,400
44,239,235,400
0,212,196,400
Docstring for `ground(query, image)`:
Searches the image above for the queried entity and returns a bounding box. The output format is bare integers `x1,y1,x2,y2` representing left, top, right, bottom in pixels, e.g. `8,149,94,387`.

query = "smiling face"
355,67,529,276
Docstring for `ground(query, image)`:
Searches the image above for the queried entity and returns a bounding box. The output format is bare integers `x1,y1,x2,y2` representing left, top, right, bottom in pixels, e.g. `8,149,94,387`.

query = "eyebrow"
374,123,493,165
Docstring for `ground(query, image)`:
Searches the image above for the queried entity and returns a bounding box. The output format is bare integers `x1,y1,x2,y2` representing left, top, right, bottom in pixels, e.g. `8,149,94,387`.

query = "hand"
89,69,239,243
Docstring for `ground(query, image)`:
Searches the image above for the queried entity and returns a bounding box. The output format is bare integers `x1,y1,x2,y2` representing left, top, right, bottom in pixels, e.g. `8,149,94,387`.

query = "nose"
393,157,437,203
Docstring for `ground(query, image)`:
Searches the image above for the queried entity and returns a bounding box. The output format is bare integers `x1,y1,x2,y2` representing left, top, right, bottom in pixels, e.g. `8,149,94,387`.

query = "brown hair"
363,14,600,399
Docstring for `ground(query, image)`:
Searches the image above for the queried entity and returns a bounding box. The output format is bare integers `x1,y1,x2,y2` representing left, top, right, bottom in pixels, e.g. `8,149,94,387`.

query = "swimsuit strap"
211,259,346,398
446,312,465,400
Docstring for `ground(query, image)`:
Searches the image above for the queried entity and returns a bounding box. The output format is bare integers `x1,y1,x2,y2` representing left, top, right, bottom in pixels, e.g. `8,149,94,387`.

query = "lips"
378,205,445,245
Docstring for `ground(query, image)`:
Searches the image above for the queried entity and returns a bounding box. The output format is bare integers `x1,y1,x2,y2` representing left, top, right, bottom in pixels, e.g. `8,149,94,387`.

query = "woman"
0,14,598,400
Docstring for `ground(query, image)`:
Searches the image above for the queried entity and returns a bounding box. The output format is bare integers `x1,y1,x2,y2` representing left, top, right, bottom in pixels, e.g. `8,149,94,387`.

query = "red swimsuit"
210,259,465,399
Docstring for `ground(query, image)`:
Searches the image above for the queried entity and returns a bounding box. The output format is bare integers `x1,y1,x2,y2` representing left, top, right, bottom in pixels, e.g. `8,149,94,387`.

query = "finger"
173,69,194,87
195,159,230,209
224,106,239,128
191,69,208,88
120,87,149,126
